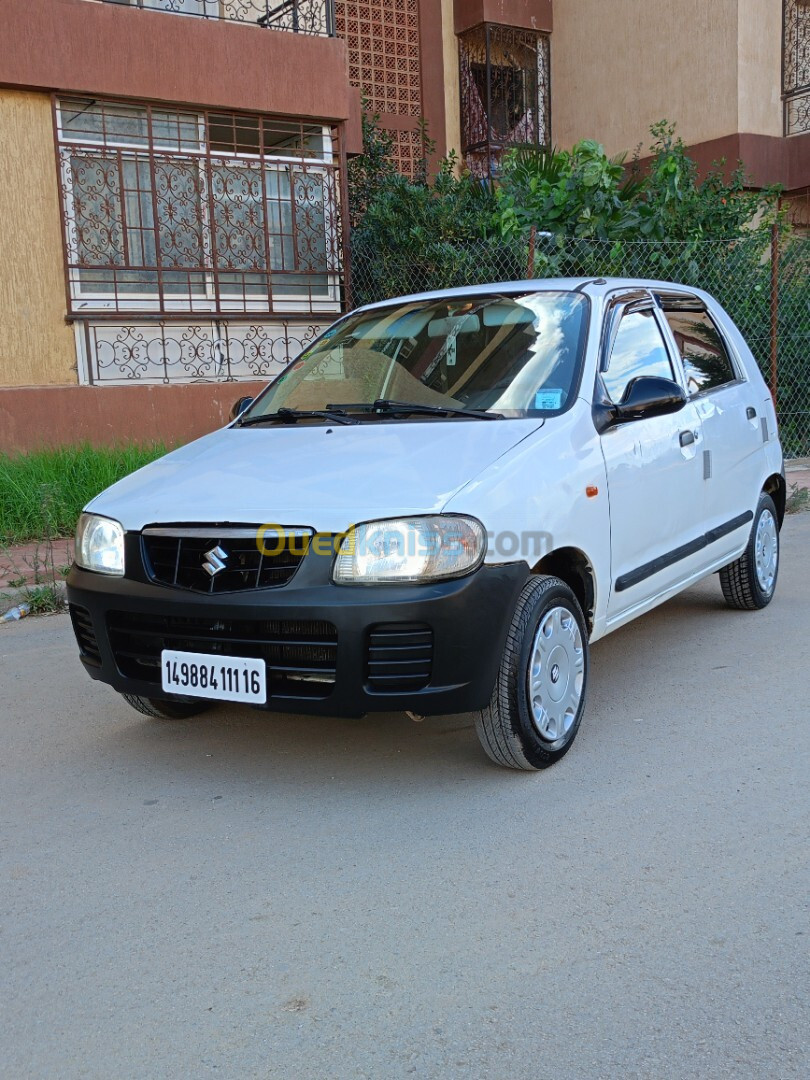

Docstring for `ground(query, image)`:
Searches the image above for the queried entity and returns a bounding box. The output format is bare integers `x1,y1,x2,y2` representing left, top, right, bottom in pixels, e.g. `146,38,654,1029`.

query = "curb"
0,580,67,619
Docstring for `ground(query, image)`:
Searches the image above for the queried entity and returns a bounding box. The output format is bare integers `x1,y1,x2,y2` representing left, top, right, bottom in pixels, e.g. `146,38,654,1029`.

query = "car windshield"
241,291,590,422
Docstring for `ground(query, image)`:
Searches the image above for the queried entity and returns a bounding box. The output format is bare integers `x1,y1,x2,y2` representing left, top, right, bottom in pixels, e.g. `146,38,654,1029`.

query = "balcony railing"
783,0,810,135
99,0,336,36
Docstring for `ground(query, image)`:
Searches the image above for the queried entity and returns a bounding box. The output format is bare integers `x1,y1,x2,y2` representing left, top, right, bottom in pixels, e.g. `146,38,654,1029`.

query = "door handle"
746,406,757,420
679,430,696,447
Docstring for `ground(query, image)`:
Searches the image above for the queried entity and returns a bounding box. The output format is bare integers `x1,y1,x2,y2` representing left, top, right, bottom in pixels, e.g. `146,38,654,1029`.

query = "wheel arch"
531,546,596,634
763,472,786,528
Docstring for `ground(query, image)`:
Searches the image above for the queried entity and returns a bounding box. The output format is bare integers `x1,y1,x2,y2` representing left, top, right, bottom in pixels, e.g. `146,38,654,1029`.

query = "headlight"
333,516,485,584
75,513,125,576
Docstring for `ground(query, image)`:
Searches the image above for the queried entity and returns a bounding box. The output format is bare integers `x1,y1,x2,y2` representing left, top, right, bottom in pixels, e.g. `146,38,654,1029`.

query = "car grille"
69,604,101,666
107,611,337,699
141,526,308,594
366,623,433,692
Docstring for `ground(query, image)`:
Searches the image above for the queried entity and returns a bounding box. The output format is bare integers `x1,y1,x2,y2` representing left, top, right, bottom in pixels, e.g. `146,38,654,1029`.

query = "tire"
719,492,780,611
120,693,210,720
475,575,589,771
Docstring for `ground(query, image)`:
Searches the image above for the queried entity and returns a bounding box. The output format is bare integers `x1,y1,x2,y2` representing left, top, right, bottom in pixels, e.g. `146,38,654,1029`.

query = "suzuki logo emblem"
202,545,228,577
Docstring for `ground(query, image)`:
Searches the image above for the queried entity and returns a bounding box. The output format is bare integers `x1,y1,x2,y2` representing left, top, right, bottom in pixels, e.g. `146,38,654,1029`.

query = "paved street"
2,515,809,1080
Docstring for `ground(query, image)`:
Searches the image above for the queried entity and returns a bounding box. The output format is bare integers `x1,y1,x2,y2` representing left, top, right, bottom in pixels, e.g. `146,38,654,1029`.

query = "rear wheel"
120,693,210,720
475,575,589,771
719,492,779,611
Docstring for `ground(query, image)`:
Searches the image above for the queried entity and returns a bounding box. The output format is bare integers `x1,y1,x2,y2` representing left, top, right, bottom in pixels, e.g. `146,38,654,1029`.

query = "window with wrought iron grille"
784,0,810,135
97,0,336,36
56,97,343,316
459,24,550,180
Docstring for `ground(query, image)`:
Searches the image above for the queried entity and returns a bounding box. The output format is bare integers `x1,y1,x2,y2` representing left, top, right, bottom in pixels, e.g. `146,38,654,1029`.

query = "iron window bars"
77,318,328,384
100,0,336,36
783,0,810,135
459,23,551,181
56,97,344,317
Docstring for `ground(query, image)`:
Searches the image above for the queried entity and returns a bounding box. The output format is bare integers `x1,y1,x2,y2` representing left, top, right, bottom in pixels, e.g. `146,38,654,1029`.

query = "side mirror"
230,396,254,421
613,376,686,423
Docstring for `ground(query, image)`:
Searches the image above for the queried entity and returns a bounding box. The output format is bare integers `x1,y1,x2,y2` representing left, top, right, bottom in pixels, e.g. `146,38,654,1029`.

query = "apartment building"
1,1,807,450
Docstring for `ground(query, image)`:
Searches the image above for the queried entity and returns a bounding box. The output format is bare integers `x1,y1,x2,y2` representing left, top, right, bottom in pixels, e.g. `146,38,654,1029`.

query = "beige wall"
551,0,743,156
442,0,462,161
737,0,783,137
0,90,76,388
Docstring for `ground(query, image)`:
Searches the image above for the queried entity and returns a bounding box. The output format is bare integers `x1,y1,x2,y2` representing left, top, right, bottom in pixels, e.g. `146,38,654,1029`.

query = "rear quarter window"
663,309,738,396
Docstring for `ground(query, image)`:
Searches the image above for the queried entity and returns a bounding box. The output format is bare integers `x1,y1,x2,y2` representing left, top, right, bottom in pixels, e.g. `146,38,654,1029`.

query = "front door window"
603,310,676,404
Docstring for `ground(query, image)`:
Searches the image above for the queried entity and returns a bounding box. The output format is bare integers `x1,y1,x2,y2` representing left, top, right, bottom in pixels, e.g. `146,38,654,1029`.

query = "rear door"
659,299,764,564
599,296,706,620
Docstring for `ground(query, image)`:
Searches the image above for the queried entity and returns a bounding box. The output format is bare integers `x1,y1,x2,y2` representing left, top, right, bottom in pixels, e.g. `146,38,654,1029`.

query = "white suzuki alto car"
67,279,785,770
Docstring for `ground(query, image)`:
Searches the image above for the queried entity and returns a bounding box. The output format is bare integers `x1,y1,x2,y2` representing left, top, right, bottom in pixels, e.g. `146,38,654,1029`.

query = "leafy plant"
786,482,810,514
348,113,504,306
20,583,65,616
633,122,780,242
494,140,642,241
493,123,780,246
347,106,398,231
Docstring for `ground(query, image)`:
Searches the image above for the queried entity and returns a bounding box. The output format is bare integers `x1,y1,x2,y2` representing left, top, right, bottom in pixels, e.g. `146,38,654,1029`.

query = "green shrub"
349,111,501,307
494,140,642,241
493,122,779,245
0,443,168,544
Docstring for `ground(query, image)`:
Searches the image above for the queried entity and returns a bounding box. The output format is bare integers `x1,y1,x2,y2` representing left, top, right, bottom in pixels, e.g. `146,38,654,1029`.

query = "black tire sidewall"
747,493,780,606
121,692,209,720
507,578,589,769
151,698,207,719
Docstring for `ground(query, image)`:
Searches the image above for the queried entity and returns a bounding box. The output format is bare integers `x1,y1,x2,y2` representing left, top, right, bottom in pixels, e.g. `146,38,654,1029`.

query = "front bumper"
66,545,529,717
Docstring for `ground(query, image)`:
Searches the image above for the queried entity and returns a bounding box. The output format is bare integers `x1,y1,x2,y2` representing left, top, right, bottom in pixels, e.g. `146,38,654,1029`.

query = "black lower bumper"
66,559,529,717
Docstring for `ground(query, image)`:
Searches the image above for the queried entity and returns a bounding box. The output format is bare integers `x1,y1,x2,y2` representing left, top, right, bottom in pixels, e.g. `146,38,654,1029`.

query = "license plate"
161,649,267,704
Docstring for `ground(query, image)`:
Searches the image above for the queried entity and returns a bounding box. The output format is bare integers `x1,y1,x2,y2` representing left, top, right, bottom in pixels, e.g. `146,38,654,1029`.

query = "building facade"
0,0,361,448
1,0,807,450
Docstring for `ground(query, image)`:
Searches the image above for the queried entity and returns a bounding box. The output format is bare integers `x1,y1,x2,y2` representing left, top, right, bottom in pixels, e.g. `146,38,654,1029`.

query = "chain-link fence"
350,231,810,457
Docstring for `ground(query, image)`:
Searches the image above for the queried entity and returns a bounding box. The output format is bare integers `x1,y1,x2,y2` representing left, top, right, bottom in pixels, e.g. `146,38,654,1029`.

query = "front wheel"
120,693,211,720
475,575,589,771
719,492,779,611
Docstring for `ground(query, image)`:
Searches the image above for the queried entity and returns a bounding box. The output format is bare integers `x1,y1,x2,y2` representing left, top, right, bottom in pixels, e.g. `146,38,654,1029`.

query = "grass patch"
786,482,810,515
10,583,66,616
1,538,70,616
0,443,168,544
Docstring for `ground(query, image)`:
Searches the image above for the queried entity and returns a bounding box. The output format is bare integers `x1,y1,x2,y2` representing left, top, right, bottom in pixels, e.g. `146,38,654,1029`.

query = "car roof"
353,278,714,313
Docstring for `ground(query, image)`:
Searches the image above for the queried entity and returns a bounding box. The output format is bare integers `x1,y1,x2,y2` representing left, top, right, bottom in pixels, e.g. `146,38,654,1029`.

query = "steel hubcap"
754,509,778,594
528,606,585,745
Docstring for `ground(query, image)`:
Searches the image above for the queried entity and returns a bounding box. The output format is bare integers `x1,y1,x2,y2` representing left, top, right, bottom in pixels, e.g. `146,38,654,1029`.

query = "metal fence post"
338,125,353,312
770,222,780,407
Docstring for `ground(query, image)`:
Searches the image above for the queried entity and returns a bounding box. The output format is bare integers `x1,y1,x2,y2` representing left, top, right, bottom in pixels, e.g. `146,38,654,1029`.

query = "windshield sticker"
535,388,564,410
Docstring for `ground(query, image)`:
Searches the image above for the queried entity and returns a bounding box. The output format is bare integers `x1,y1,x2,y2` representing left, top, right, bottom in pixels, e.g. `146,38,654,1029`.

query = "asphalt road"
2,515,809,1080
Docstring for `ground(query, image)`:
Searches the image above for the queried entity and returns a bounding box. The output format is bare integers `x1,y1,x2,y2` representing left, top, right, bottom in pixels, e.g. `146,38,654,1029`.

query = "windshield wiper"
326,399,503,420
238,407,358,427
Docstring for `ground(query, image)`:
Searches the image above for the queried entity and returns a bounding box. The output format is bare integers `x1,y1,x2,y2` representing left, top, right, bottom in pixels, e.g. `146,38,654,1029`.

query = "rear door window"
663,309,738,396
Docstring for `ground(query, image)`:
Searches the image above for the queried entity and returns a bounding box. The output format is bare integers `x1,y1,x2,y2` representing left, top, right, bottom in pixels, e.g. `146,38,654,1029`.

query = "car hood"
88,419,543,533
